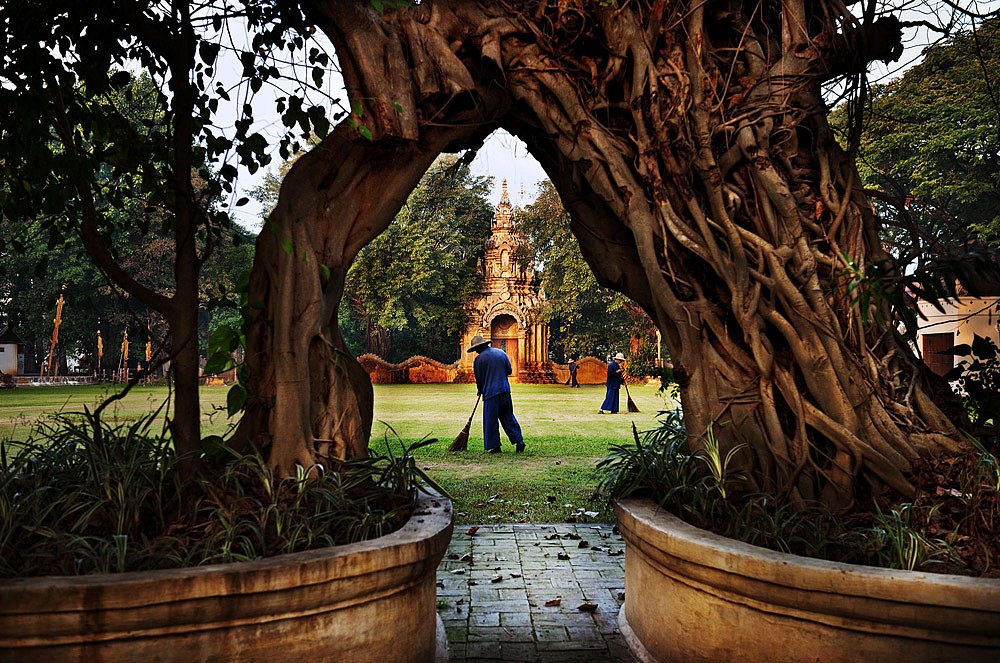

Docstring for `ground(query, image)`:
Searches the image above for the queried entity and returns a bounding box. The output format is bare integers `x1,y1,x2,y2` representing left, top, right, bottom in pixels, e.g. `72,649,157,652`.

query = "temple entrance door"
491,314,519,381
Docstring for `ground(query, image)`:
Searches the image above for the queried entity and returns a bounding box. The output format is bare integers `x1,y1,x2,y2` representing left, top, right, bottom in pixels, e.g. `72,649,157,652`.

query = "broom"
448,394,481,451
624,380,640,413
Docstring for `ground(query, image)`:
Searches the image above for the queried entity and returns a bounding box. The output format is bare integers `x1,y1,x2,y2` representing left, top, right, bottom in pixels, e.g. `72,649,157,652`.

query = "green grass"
0,382,675,525
0,385,235,441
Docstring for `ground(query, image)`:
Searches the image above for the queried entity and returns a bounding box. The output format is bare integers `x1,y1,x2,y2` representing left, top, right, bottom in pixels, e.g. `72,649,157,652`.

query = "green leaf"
226,384,247,417
198,41,220,67
971,334,997,360
203,351,236,376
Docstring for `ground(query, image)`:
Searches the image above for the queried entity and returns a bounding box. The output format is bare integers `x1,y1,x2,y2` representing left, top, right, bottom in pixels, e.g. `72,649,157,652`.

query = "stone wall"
357,354,462,385
551,356,608,385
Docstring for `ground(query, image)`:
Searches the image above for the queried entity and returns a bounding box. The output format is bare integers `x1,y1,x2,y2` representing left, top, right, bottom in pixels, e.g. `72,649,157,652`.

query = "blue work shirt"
606,360,624,388
473,346,513,399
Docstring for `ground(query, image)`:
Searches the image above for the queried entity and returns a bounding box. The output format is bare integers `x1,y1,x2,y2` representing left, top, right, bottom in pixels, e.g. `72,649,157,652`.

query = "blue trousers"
483,392,523,451
600,386,620,413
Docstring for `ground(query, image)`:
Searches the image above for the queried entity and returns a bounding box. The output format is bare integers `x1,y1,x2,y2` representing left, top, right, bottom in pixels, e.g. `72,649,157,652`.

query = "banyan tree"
234,1,966,508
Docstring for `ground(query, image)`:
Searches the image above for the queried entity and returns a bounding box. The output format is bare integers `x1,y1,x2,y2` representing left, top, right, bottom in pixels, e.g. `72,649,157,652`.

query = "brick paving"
436,524,639,663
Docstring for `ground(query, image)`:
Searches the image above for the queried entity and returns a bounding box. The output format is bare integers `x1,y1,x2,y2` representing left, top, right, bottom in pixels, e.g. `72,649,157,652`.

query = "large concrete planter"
0,492,453,662
615,498,1000,663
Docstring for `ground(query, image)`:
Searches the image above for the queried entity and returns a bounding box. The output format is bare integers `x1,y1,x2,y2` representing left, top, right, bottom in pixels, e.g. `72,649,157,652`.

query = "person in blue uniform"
568,358,580,387
468,334,525,454
599,352,626,414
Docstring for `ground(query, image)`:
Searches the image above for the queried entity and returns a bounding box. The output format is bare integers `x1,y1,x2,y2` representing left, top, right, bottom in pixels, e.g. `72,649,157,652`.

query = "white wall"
0,344,18,374
915,297,1000,363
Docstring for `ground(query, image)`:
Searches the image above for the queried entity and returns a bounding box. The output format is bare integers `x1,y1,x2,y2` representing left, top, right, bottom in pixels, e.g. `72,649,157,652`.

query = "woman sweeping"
599,352,626,414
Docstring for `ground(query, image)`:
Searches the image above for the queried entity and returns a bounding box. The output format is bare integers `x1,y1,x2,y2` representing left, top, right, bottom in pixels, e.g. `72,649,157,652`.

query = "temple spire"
494,178,514,229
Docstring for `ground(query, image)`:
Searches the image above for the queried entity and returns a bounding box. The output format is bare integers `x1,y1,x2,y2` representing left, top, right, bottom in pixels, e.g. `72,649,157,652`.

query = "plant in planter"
0,412,453,662
0,413,443,578
598,409,1000,661
598,410,998,575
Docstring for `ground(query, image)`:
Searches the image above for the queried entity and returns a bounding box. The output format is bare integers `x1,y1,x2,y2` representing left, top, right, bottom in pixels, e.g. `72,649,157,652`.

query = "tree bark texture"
254,0,963,506
237,13,508,473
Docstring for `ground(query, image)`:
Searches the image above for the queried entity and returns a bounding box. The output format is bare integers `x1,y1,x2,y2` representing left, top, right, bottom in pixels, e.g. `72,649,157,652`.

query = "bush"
944,333,1000,436
0,412,438,578
597,409,973,573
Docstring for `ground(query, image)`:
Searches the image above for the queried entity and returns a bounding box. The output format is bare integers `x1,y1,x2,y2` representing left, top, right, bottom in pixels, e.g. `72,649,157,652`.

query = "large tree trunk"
236,110,504,474
253,0,965,507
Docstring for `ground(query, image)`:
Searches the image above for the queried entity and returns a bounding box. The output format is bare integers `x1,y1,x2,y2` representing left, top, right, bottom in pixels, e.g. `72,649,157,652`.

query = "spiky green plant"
0,411,436,578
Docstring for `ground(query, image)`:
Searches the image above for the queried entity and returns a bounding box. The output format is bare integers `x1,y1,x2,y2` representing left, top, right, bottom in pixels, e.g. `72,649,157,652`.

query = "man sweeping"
468,334,525,454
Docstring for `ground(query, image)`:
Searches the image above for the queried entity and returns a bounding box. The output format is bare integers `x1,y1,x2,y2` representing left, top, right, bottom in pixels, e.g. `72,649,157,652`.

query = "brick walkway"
436,523,639,663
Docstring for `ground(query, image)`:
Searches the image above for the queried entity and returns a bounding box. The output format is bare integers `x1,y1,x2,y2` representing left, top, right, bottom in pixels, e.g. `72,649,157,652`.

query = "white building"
915,296,1000,376
0,326,25,376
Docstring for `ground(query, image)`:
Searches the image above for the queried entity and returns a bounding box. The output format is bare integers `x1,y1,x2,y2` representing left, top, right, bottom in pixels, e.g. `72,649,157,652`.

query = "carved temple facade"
459,180,555,383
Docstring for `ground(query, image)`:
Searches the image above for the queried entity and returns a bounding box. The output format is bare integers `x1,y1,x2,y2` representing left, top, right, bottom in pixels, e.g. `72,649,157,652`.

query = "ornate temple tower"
460,180,554,383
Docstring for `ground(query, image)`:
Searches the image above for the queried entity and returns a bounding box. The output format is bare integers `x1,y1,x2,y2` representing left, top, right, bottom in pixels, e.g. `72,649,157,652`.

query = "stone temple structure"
459,180,554,383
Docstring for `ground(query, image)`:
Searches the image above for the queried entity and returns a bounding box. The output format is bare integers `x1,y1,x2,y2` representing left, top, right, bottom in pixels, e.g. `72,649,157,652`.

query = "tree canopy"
842,15,1000,251
1,0,332,474
340,156,494,362
516,179,649,362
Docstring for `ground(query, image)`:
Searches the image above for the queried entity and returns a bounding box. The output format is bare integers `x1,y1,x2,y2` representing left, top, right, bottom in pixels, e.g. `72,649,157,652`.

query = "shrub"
944,333,1000,437
0,412,438,578
597,409,971,574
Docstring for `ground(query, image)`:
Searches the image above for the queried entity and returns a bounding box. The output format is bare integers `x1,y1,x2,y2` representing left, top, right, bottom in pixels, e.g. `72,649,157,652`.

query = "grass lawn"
0,381,676,524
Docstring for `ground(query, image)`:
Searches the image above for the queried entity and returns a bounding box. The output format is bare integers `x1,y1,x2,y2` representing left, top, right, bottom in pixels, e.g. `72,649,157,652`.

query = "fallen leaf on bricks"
545,598,562,607
578,603,598,612
491,574,504,583
578,540,590,548
466,526,480,536
557,552,570,560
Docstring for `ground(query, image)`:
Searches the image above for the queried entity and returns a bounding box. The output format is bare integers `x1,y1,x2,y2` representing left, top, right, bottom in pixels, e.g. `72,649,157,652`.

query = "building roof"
0,326,26,345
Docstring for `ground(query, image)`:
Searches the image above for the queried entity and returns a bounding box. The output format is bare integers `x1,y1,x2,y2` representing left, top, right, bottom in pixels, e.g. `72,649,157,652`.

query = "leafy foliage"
596,410,988,574
515,180,641,362
0,412,433,578
0,0,338,460
340,156,493,361
944,333,1000,432
834,17,1000,251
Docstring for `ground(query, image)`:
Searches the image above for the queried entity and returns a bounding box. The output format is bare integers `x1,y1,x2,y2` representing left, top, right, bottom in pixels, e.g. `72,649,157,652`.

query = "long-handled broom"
624,381,640,413
448,395,481,451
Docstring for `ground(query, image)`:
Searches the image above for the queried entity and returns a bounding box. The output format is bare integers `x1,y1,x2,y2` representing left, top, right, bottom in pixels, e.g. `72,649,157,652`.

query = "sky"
225,1,999,232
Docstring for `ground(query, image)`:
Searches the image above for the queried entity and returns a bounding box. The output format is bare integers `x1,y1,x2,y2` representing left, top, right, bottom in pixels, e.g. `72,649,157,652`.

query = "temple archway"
490,314,520,379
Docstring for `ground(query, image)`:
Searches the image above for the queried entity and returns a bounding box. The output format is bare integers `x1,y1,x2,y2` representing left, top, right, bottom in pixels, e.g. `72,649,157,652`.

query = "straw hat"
466,335,490,352
613,352,626,361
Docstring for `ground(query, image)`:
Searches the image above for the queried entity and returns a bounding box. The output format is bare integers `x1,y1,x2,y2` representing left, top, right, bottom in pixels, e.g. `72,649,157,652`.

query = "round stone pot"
0,493,453,663
615,498,1000,663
